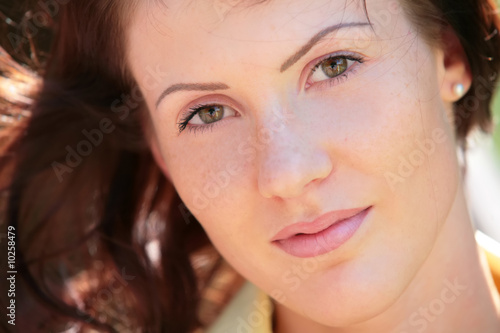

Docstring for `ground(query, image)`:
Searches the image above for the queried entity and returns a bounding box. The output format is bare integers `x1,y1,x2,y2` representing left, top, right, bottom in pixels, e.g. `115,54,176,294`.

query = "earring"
453,83,465,98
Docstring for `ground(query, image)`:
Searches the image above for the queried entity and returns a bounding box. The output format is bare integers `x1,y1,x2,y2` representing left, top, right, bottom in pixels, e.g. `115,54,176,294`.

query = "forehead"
131,0,369,39
126,0,409,104
126,0,377,61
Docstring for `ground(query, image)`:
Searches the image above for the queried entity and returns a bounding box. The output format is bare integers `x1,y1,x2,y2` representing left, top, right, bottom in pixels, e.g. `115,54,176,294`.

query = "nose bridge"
256,102,333,199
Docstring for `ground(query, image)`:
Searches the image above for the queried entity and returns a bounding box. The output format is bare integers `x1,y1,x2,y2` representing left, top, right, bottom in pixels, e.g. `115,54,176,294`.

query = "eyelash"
177,52,365,134
306,53,365,90
177,104,221,134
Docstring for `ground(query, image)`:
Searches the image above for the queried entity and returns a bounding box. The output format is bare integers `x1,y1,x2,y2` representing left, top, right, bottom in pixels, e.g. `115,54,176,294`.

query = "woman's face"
127,0,462,326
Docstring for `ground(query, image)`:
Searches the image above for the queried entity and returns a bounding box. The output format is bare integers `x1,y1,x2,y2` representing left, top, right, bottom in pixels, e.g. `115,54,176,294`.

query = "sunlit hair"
0,0,499,332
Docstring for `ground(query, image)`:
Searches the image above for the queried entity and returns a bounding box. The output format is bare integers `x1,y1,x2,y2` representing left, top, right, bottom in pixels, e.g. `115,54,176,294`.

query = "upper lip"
271,206,371,241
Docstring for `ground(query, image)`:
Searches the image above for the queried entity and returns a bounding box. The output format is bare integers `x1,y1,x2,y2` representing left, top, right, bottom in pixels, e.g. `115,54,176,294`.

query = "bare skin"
126,0,500,331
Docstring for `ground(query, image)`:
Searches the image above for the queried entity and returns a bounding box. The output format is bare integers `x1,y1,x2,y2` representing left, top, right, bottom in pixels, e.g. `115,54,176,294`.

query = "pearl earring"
453,83,465,98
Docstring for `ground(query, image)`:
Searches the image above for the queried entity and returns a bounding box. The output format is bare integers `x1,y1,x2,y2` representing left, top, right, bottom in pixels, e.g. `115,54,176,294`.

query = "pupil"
322,58,347,78
200,106,224,124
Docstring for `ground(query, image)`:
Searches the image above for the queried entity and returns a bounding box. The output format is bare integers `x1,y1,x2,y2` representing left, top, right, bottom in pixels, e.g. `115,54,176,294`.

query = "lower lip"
273,207,371,258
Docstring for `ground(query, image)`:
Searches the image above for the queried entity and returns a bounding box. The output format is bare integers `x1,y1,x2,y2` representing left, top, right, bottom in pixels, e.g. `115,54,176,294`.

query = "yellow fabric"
206,282,274,333
485,249,500,292
207,231,500,332
476,230,500,293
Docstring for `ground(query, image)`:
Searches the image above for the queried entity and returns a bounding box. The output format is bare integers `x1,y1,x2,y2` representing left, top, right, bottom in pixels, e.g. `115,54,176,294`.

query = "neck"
274,186,500,333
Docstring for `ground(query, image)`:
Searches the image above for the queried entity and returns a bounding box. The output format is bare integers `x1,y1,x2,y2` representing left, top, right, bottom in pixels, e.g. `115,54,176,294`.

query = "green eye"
178,103,238,134
320,57,348,78
198,105,224,124
307,54,363,88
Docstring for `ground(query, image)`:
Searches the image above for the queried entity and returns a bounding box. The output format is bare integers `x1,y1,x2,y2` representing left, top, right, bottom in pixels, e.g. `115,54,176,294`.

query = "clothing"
206,230,500,333
206,281,274,333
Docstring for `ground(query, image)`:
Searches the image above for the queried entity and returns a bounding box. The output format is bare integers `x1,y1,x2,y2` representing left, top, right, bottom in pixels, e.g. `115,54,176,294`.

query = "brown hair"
1,0,499,332
401,0,500,142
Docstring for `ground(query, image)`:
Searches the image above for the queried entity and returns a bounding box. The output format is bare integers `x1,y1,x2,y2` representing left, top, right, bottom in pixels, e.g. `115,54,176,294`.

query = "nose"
257,116,333,199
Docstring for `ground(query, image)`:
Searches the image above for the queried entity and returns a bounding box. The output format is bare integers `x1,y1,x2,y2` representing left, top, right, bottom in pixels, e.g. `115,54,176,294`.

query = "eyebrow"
155,82,229,109
280,22,372,73
155,22,371,109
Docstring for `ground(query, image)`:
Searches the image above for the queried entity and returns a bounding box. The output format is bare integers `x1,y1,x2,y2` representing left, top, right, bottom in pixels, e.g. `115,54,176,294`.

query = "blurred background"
466,80,500,243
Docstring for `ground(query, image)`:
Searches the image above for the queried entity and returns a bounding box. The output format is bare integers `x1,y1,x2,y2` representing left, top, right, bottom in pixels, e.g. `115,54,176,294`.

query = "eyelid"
178,94,241,118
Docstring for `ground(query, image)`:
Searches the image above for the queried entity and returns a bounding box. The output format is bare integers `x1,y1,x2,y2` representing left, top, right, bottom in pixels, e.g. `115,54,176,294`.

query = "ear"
149,134,173,183
438,26,472,102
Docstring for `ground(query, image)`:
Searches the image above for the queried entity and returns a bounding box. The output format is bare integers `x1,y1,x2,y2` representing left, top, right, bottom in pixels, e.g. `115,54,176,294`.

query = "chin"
278,246,429,328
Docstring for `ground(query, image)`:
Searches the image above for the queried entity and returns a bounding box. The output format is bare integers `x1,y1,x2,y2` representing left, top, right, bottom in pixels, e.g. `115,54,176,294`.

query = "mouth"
271,206,372,258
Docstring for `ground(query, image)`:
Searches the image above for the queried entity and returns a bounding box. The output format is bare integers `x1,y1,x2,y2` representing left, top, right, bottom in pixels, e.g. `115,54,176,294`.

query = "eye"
193,105,225,124
307,54,363,88
177,104,237,133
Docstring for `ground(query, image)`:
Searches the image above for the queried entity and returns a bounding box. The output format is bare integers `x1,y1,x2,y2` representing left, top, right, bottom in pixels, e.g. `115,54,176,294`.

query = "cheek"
157,121,258,233
308,37,460,249
358,45,460,229
167,145,239,212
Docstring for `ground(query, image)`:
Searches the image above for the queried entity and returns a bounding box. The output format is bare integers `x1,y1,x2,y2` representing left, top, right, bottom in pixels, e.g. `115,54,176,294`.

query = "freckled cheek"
343,84,446,178
365,95,458,211
163,129,258,217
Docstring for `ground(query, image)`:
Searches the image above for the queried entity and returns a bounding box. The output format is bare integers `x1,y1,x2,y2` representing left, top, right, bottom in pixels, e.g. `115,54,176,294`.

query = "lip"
272,206,372,258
